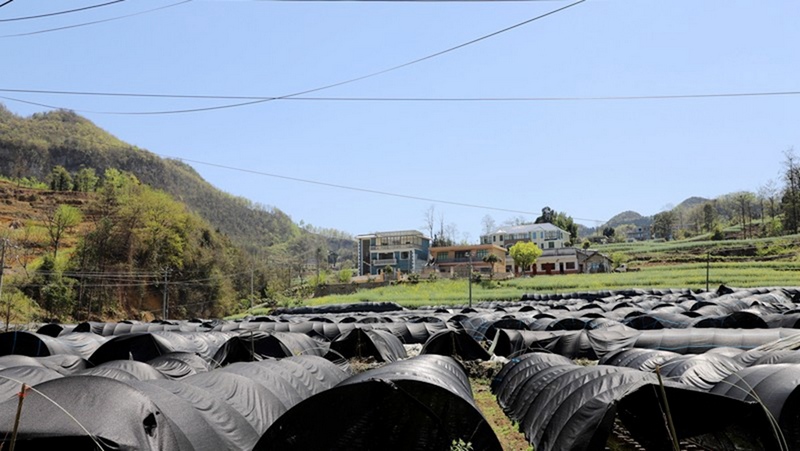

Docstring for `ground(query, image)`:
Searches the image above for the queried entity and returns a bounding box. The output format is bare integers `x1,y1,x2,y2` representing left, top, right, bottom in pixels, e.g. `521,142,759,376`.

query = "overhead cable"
0,0,191,38
0,0,126,22
164,154,605,223
0,0,585,111
2,88,799,102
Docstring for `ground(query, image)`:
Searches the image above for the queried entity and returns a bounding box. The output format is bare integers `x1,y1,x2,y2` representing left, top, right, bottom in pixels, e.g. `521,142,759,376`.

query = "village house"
428,244,508,278
355,230,430,277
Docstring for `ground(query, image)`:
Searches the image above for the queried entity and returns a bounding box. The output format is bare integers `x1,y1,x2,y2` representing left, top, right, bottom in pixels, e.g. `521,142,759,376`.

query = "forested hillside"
0,105,358,322
0,177,245,321
0,105,301,254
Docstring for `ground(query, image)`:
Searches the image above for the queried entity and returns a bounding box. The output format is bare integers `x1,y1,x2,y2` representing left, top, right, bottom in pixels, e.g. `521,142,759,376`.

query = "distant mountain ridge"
604,210,651,229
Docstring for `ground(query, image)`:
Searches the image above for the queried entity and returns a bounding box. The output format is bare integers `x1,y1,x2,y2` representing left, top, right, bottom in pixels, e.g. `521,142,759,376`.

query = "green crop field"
226,235,800,318
301,260,800,309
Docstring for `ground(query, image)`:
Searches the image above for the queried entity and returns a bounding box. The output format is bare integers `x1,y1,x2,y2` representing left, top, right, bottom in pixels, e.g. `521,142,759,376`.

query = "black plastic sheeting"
599,348,682,372
0,355,350,450
146,377,260,450
147,352,210,379
420,329,491,361
212,331,327,365
256,355,502,451
493,353,781,451
633,328,800,354
214,320,448,344
0,354,90,375
87,360,169,381
89,332,180,365
88,332,237,364
489,327,640,360
74,321,209,335
0,365,62,401
711,364,800,449
656,353,745,391
328,328,407,362
271,301,405,315
0,331,92,358
0,376,187,450
490,327,800,359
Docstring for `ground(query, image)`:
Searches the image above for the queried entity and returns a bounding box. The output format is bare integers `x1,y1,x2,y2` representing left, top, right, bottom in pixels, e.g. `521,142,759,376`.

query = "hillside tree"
782,148,800,234
702,203,716,233
48,165,73,191
73,167,99,192
45,204,83,258
535,207,579,245
652,210,676,240
734,192,756,239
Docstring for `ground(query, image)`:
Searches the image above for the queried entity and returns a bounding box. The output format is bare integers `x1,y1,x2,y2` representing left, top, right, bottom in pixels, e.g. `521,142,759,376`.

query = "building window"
499,235,503,241
548,242,555,249
401,251,409,260
566,262,575,270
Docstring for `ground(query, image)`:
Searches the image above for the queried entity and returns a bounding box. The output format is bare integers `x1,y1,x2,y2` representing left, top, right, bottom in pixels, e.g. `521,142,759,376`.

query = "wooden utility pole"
162,268,170,320
1,239,7,332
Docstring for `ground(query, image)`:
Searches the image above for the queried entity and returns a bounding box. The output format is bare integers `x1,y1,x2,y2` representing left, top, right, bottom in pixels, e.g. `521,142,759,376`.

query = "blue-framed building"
356,230,431,277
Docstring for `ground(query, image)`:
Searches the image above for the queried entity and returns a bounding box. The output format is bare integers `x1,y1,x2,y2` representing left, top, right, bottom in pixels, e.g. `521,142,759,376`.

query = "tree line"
621,148,800,242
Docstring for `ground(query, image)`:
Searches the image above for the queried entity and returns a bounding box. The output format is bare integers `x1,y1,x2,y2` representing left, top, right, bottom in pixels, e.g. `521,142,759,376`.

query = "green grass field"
299,260,800,310
226,236,800,318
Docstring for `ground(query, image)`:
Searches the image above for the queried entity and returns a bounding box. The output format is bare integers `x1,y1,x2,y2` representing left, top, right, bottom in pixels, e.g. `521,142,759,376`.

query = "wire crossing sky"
2,0,799,241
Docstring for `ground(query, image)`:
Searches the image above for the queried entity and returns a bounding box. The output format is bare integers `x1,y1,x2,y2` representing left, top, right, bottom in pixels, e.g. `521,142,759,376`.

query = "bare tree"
481,215,496,240
782,148,800,234
758,179,779,221
421,205,435,240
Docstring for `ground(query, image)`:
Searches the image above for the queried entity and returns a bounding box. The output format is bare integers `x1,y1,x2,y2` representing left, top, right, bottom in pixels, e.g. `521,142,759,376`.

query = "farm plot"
0,286,799,449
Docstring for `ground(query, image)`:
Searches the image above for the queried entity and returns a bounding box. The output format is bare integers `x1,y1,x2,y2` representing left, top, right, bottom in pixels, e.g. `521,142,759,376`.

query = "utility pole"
250,267,254,311
162,268,170,320
467,250,473,309
706,252,710,292
1,239,7,332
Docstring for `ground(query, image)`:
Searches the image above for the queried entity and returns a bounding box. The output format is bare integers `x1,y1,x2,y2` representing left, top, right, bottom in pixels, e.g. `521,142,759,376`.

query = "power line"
0,0,191,38
0,0,15,10
0,0,585,113
163,154,606,223
0,0,126,22
3,88,799,102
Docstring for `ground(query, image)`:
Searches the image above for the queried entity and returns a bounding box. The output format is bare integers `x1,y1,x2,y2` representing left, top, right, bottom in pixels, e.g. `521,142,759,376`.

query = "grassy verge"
471,378,533,451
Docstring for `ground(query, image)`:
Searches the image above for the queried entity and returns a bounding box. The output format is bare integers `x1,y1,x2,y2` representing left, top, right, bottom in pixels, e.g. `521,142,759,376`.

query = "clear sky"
2,0,798,242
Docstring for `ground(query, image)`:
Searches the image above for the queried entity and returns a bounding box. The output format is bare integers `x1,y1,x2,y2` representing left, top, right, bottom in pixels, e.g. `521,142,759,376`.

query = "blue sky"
2,0,798,242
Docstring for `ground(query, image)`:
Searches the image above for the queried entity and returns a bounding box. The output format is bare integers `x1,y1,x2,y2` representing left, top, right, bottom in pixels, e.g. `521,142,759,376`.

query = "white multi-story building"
480,223,571,250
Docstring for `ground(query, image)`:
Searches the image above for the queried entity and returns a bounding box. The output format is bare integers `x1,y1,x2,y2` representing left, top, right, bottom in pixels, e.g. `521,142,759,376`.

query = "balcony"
373,258,398,266
436,257,475,264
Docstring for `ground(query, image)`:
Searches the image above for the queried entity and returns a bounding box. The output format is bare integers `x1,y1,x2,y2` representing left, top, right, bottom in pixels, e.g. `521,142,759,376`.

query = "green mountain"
675,196,711,211
603,210,652,230
0,105,352,258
